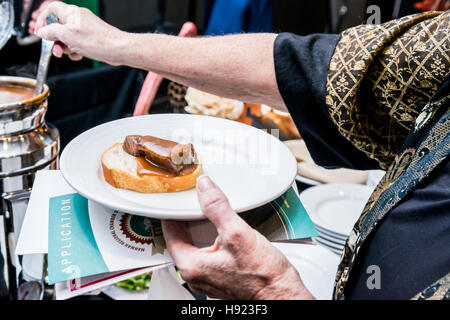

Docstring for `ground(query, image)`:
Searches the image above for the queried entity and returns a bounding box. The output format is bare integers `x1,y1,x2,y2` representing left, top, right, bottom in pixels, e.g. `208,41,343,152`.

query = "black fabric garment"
273,32,450,299
346,158,450,299
274,33,381,170
344,78,450,299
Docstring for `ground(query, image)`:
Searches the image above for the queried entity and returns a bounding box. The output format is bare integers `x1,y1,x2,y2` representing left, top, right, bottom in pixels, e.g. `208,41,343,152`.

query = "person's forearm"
35,3,286,110
115,32,286,110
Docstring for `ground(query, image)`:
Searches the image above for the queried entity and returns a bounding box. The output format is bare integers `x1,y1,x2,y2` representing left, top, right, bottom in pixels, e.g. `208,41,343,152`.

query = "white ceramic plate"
314,239,343,256
60,114,297,220
300,184,374,236
273,243,340,300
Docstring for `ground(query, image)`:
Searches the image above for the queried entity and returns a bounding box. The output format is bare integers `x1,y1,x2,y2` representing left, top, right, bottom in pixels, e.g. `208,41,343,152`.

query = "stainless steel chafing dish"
0,76,60,300
0,0,60,300
0,76,59,187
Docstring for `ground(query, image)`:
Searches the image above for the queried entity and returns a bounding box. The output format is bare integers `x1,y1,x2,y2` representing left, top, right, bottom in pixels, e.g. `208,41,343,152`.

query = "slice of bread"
101,143,202,193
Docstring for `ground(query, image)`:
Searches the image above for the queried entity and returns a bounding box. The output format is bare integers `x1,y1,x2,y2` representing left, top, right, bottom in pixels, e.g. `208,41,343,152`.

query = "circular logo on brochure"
119,213,154,245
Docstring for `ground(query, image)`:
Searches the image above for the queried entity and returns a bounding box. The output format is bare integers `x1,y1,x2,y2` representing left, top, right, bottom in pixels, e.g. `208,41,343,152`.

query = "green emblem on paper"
118,214,165,254
120,214,153,245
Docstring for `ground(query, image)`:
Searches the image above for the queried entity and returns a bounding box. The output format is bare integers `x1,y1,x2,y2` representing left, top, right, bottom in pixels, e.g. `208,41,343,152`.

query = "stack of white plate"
299,184,375,256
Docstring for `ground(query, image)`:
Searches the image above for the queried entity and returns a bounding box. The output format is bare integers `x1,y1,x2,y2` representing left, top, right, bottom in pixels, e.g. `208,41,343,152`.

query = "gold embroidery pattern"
359,108,449,239
326,11,449,170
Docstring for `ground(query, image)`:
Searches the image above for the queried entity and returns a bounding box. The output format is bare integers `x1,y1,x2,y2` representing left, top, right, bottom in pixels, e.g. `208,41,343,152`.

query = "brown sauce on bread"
136,157,197,177
124,135,198,176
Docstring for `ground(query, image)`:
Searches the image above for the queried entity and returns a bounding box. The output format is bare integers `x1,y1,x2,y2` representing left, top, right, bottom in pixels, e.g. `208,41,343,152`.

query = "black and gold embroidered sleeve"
274,33,382,170
274,11,450,170
326,11,449,170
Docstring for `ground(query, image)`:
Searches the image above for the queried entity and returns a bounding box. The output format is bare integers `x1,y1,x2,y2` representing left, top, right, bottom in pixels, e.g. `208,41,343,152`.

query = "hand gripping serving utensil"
34,13,58,95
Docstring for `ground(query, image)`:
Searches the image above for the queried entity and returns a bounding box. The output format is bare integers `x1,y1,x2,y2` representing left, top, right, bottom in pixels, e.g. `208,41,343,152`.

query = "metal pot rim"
0,76,49,109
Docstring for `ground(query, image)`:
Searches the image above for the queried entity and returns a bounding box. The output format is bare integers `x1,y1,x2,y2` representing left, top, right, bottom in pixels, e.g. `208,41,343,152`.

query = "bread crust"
101,143,202,193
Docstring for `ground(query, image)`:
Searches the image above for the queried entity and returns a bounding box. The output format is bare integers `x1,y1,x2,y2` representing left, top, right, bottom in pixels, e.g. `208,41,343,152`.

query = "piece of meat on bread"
101,143,202,193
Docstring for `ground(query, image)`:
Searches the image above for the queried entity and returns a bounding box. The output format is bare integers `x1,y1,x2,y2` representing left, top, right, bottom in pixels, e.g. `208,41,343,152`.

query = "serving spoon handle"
34,13,58,96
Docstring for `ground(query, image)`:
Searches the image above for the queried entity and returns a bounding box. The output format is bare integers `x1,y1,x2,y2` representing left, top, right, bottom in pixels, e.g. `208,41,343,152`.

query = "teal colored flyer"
271,187,319,239
48,193,108,284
